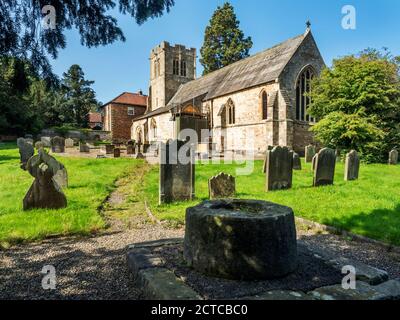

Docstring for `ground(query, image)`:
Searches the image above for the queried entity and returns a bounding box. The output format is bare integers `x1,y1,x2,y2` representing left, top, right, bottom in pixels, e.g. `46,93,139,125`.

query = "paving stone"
136,268,201,300
373,279,400,300
310,281,383,300
127,249,165,278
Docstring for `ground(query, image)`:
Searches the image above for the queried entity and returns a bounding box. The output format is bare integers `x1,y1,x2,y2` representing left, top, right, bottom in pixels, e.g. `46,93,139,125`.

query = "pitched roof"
102,92,148,108
167,32,308,107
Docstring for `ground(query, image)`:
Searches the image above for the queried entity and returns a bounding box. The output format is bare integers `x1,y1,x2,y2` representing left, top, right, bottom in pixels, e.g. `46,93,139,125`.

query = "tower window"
180,60,187,77
296,66,315,122
173,59,179,75
227,99,235,125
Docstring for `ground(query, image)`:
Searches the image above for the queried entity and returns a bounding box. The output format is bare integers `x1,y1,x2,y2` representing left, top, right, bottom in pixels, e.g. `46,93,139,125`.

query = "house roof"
88,112,102,123
101,92,148,108
167,32,308,107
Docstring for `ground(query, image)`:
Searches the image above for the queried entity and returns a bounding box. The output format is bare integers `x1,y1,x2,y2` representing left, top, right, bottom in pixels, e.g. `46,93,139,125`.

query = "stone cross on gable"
306,20,311,30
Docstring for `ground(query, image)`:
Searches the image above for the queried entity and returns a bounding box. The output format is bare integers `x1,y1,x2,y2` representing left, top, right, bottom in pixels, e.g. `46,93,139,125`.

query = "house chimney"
138,89,143,95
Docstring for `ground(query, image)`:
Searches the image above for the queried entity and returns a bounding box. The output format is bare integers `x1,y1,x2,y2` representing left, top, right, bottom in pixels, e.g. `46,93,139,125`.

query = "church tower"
149,42,196,111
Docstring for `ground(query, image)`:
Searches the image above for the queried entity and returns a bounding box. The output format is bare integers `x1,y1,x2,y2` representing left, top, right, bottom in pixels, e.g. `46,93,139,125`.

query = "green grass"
143,159,400,246
0,142,138,247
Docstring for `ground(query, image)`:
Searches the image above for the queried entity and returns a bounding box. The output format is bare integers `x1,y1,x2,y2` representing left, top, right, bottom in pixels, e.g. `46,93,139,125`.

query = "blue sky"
50,0,400,103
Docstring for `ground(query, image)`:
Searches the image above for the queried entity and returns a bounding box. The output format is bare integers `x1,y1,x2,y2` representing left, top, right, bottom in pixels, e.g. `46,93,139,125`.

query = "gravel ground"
1,215,399,300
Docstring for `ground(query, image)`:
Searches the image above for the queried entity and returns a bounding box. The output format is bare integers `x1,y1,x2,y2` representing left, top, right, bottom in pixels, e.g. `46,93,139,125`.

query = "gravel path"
1,198,399,300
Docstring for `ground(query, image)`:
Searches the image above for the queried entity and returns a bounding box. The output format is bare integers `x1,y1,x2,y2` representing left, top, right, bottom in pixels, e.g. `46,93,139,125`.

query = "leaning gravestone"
65,138,74,148
312,154,317,171
79,142,90,153
344,150,360,181
265,146,293,191
23,149,67,210
388,149,398,165
305,145,316,163
159,139,195,204
313,148,336,187
51,136,65,153
105,144,115,155
41,136,51,147
126,144,135,155
293,152,302,170
17,138,34,170
208,173,235,199
262,146,275,173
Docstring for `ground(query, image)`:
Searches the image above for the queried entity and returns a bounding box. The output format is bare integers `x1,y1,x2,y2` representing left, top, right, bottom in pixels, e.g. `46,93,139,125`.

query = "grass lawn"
143,159,400,246
0,142,138,247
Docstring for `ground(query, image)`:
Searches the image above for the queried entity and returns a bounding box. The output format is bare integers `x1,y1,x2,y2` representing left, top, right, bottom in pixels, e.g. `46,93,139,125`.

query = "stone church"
131,26,325,155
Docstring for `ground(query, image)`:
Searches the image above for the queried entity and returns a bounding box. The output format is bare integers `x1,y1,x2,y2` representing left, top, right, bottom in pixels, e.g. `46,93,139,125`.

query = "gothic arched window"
151,119,157,139
180,60,187,77
227,99,235,125
173,59,179,75
296,66,315,122
261,91,268,120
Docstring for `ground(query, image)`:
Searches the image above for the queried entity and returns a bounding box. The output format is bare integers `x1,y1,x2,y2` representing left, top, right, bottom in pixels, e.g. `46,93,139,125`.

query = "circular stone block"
184,200,298,280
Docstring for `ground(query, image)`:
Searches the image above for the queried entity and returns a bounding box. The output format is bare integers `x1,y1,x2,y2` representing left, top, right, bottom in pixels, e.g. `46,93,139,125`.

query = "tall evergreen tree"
60,65,99,128
200,2,253,75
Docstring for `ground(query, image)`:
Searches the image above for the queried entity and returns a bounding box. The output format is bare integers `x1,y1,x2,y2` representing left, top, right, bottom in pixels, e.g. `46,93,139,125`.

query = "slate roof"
167,32,307,107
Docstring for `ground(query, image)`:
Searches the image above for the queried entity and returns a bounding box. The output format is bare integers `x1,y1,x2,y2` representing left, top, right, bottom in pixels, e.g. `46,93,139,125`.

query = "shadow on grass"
321,204,400,246
0,155,19,164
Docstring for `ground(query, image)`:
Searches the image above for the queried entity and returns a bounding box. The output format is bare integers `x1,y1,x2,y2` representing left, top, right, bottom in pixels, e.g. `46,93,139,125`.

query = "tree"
308,49,400,162
60,64,99,128
0,0,175,78
200,2,253,75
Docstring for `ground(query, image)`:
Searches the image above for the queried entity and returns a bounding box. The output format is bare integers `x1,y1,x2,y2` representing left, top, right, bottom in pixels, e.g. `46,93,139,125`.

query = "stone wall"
40,129,111,142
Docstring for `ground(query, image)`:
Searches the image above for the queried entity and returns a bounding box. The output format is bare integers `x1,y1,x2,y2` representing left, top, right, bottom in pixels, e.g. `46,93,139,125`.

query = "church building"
131,26,325,155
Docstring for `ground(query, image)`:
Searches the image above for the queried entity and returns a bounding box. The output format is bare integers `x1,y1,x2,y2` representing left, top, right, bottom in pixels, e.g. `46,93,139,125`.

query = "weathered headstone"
388,149,398,165
41,136,51,147
25,138,34,145
262,146,275,173
105,144,115,154
312,154,317,171
114,148,121,158
34,141,44,150
265,146,293,191
17,138,34,170
65,138,74,148
51,136,65,153
126,145,135,155
23,149,67,210
208,173,236,199
344,150,360,181
79,142,90,153
293,152,302,170
159,139,195,204
313,148,336,187
305,145,316,163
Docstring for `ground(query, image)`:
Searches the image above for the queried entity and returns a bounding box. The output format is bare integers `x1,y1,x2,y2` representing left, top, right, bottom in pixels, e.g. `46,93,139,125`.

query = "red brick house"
88,112,103,130
101,92,147,142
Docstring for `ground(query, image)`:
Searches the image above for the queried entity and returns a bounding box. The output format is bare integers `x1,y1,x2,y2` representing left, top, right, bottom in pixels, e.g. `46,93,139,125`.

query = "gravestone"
313,148,336,187
293,152,302,170
305,145,316,163
79,142,90,153
159,139,195,204
344,150,360,181
105,144,115,154
114,148,121,158
41,136,51,147
388,149,398,165
23,149,67,210
65,138,74,148
312,154,317,171
126,145,135,155
208,173,236,199
265,146,293,191
35,141,44,150
262,146,275,173
25,138,34,145
17,138,34,170
51,136,65,153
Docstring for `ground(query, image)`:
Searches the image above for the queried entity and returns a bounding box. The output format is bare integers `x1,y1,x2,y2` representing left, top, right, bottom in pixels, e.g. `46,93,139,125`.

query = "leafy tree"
0,0,175,77
59,64,99,127
308,49,400,162
200,2,253,75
